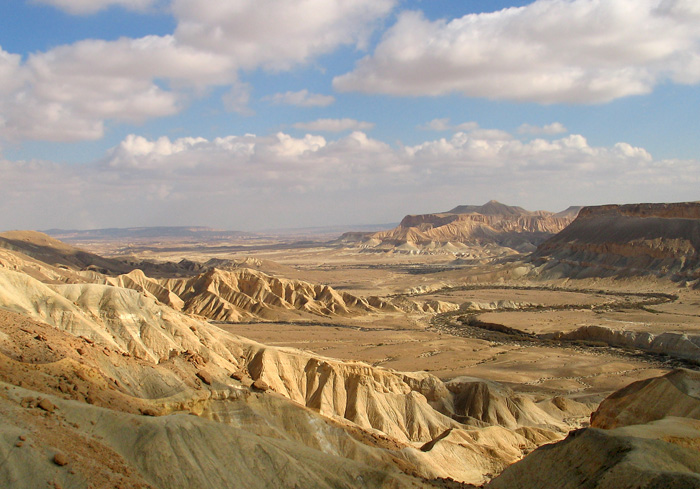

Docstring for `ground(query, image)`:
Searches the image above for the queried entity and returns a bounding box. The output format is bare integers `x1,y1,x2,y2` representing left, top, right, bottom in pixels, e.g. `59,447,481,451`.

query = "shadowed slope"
532,202,700,282
591,369,700,429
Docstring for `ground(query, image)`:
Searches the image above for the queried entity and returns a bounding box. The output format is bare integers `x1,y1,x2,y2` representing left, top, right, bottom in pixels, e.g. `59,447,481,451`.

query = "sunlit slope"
0,261,592,484
338,200,578,253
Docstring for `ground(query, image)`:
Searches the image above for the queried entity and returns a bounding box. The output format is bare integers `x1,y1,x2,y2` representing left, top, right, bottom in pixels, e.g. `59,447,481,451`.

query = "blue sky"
1,0,699,231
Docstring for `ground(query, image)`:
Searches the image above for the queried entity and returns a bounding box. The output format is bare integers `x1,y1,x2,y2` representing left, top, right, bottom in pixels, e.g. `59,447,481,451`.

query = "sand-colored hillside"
338,200,577,254
488,368,700,489
0,264,599,485
1,228,697,487
591,369,700,429
101,266,397,322
0,230,134,274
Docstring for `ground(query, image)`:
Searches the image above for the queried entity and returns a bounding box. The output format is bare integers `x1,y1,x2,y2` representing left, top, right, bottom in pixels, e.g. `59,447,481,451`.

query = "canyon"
1,201,698,488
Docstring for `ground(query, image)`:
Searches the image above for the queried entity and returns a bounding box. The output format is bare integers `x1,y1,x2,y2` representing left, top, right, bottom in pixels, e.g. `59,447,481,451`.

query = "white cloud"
0,36,236,141
0,0,396,142
172,0,397,71
293,118,374,132
518,123,568,135
107,134,209,169
0,49,23,96
468,129,514,141
334,0,700,103
264,89,335,107
421,118,451,131
32,0,158,14
2,128,696,230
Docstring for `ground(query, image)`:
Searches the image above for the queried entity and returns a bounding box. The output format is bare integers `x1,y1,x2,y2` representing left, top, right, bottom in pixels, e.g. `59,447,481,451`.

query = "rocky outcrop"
338,201,577,254
159,267,395,321
488,422,700,489
590,369,700,429
446,377,591,431
488,369,700,489
460,299,535,312
531,202,700,283
0,234,383,324
0,263,594,485
542,326,700,362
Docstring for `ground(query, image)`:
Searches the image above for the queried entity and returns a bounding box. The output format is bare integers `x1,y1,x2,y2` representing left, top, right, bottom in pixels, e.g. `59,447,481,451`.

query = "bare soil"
70,236,699,402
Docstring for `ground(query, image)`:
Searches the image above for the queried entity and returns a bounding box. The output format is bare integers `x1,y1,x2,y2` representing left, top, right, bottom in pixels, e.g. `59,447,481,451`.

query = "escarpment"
337,200,578,254
531,201,700,282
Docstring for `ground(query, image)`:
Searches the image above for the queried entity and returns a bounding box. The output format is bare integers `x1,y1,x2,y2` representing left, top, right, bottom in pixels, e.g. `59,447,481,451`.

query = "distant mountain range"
337,200,581,254
43,226,253,241
43,223,400,243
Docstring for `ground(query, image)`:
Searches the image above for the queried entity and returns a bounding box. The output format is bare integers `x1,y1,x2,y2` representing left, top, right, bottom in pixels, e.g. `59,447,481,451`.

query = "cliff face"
532,202,700,282
340,201,578,254
576,202,700,220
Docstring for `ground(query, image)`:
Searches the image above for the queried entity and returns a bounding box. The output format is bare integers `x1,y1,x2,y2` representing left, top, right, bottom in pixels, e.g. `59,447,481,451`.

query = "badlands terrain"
0,201,699,488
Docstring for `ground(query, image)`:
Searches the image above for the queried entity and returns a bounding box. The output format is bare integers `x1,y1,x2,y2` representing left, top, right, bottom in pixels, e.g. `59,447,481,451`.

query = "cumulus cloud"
2,128,697,230
264,89,335,107
32,0,159,15
0,0,395,142
417,120,509,140
292,118,374,132
518,123,568,135
334,0,700,103
172,0,397,71
0,36,235,141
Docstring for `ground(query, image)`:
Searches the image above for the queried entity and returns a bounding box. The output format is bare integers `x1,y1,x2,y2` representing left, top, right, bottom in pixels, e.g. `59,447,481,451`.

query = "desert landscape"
2,1,700,487
0,200,698,488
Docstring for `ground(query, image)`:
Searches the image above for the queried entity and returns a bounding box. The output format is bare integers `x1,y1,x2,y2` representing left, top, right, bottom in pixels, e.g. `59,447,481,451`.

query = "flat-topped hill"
532,202,700,283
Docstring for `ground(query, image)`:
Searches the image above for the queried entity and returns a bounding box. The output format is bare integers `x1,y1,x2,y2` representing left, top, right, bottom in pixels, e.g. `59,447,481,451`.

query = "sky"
1,0,699,231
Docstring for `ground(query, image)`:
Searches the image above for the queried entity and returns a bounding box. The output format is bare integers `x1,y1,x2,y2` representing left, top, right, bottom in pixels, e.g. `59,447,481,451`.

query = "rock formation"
338,200,578,254
590,369,700,429
542,325,700,363
0,244,594,486
0,233,396,323
99,266,397,322
1,232,696,488
531,202,700,284
488,368,700,489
